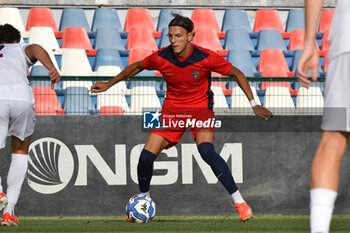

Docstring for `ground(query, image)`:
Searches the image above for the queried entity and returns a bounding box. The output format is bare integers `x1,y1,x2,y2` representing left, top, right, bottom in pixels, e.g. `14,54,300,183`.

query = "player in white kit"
0,24,60,226
298,0,350,232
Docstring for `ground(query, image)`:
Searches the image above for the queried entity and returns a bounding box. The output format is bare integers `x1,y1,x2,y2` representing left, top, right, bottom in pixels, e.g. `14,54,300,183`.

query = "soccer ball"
126,194,156,223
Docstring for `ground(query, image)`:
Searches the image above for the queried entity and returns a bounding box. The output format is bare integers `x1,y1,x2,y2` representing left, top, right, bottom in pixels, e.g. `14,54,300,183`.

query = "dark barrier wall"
1,116,350,216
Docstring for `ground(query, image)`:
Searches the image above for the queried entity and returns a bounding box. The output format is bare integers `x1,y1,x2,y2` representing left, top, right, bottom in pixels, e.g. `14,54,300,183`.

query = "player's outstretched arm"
227,66,274,120
297,0,323,88
25,44,60,89
91,61,144,93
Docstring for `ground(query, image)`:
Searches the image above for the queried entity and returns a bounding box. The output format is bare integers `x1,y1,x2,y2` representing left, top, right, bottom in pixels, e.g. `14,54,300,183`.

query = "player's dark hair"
168,13,194,33
0,24,21,44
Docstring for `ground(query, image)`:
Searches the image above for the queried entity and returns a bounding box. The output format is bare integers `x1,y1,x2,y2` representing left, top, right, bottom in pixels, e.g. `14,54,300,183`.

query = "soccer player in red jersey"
91,14,273,221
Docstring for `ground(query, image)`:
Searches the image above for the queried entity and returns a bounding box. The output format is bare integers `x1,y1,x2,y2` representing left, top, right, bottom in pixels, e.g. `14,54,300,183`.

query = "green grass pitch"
0,215,349,233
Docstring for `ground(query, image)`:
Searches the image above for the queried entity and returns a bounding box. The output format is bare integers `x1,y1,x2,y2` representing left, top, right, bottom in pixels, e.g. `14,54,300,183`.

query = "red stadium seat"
125,28,158,51
318,9,334,33
253,9,284,34
61,27,93,50
191,9,221,33
26,8,57,32
192,28,227,56
127,48,153,65
288,30,320,51
321,30,330,51
99,106,124,115
124,8,155,32
258,49,290,74
33,87,65,115
323,50,329,72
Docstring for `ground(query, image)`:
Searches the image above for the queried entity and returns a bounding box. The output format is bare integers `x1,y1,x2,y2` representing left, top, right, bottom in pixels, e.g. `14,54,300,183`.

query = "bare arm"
227,66,274,120
297,0,324,87
91,61,144,93
25,44,60,89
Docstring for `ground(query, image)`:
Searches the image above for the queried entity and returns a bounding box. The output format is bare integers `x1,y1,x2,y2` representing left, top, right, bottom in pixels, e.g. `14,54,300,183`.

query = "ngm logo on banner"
27,138,74,194
28,137,243,194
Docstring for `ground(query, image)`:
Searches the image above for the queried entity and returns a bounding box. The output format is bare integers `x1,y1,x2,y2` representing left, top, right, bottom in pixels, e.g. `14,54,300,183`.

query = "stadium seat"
224,29,254,50
258,49,290,74
191,9,221,33
61,27,93,50
227,49,257,77
28,27,60,51
192,28,224,54
91,8,122,32
264,86,295,115
99,106,125,115
288,30,305,51
288,30,320,51
321,30,330,51
63,86,96,115
253,9,284,34
94,49,124,71
0,8,25,31
323,50,329,72
26,8,57,32
256,30,287,51
59,8,90,32
127,48,153,65
30,65,61,89
33,87,65,115
296,86,324,115
230,86,260,115
127,48,156,77
126,27,158,51
96,66,122,76
211,86,229,114
60,49,93,89
96,83,130,113
129,86,162,115
94,27,125,50
159,28,170,48
124,8,155,32
285,9,305,32
222,9,252,32
157,8,182,32
318,9,334,33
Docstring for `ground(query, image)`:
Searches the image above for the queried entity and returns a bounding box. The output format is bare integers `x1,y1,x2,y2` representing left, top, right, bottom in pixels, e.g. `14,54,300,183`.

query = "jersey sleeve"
208,51,232,75
143,51,159,71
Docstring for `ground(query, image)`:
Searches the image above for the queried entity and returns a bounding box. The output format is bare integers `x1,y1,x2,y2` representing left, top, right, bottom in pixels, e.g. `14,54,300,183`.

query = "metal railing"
29,76,326,116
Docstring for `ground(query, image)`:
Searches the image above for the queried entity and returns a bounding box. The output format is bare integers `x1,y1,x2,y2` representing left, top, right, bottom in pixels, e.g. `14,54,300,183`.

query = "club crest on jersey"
192,71,200,79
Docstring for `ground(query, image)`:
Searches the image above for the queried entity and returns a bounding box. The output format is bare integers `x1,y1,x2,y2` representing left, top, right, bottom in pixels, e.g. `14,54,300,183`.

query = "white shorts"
322,52,350,132
0,100,35,149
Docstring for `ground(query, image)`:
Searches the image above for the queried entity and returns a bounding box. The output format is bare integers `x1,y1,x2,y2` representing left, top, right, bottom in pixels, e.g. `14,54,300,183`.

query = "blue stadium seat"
157,8,182,32
91,8,122,32
94,49,124,71
159,28,170,48
30,66,61,89
94,27,125,50
227,49,257,77
63,87,96,115
285,9,305,32
224,29,254,50
59,8,90,32
256,30,286,51
222,9,252,32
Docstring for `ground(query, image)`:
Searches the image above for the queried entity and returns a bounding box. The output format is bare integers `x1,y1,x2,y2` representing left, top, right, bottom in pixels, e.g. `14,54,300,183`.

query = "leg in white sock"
231,190,245,204
4,154,28,215
310,188,337,233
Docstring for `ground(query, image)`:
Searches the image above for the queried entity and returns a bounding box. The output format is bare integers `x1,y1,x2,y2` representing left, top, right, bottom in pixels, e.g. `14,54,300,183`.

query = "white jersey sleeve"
0,42,35,104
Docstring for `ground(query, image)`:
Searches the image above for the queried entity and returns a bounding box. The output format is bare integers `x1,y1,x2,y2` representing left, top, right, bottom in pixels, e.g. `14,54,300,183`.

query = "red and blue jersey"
143,44,232,110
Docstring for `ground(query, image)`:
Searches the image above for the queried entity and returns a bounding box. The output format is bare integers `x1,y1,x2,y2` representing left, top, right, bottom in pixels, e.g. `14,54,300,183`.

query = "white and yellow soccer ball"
126,194,156,223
